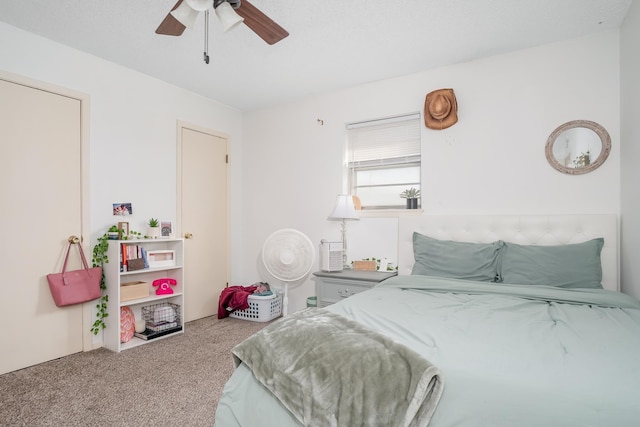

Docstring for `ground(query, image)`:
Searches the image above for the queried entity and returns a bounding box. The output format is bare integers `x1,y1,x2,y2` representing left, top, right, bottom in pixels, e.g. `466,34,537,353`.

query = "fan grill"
262,229,314,282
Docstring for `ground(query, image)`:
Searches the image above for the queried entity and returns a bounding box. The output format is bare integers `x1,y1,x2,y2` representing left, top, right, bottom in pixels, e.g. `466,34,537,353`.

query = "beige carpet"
0,315,273,426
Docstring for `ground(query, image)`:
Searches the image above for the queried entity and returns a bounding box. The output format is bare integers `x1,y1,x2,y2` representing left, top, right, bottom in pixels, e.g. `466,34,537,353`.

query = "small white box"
320,240,343,272
229,293,282,322
147,250,176,268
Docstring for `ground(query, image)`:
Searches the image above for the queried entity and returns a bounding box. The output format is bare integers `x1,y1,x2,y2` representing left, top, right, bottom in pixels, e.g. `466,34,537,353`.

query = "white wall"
242,31,622,311
0,23,246,341
620,1,640,299
1,22,627,315
0,23,243,241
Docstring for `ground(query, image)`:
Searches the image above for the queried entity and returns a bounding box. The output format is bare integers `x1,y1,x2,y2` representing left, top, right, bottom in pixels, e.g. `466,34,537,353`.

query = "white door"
178,123,229,322
0,75,88,374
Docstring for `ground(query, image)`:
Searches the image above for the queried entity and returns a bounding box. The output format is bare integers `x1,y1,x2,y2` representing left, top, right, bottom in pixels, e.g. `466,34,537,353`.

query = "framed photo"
118,222,129,239
113,203,132,216
161,221,172,237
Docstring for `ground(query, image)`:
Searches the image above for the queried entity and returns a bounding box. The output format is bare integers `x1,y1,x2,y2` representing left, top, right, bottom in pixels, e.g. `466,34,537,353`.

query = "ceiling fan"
156,0,289,45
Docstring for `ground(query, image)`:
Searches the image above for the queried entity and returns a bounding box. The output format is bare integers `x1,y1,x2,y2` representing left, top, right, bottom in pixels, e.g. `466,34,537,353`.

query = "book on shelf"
147,321,178,332
134,325,182,341
141,247,149,268
120,243,127,272
120,243,148,272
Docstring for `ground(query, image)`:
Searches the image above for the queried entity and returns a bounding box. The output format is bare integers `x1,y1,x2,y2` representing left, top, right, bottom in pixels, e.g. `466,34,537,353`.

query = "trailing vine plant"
90,233,110,335
126,230,142,240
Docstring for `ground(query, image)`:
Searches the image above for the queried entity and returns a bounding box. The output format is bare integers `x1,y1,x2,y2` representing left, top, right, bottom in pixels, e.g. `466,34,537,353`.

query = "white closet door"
178,124,229,322
0,77,84,374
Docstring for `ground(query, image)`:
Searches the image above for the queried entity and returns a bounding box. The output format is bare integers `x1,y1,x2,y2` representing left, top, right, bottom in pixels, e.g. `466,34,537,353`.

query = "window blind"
347,113,421,165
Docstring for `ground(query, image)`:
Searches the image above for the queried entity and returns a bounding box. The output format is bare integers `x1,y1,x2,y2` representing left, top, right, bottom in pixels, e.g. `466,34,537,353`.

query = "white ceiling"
0,0,632,111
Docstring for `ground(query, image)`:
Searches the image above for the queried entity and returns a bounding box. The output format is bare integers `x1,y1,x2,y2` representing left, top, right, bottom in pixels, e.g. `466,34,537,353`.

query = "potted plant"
147,218,161,239
107,225,119,240
354,257,398,271
400,187,421,209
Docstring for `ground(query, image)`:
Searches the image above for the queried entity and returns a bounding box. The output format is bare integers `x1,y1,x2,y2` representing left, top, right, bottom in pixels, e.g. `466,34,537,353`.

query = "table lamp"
328,194,359,268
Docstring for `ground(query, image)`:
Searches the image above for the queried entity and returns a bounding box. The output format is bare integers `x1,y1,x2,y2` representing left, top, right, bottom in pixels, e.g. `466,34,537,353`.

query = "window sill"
356,209,423,218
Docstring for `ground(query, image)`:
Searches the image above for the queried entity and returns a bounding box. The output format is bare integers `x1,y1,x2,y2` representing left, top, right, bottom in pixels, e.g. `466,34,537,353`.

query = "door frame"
175,120,231,281
0,70,94,350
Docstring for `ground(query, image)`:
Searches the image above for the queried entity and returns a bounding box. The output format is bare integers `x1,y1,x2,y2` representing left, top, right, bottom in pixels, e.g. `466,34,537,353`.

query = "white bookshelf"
103,238,185,352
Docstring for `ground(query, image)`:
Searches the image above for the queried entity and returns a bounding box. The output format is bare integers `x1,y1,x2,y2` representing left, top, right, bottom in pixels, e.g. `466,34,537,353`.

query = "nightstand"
313,270,397,307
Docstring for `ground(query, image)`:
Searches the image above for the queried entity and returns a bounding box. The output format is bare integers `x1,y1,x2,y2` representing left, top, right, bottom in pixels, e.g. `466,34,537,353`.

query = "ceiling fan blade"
156,0,187,36
235,0,289,45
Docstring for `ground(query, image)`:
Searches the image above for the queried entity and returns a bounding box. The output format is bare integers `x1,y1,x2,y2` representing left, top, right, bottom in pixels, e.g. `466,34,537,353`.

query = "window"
346,113,421,209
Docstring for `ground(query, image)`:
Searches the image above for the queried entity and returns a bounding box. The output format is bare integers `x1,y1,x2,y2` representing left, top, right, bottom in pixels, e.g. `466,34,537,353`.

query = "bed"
214,215,640,426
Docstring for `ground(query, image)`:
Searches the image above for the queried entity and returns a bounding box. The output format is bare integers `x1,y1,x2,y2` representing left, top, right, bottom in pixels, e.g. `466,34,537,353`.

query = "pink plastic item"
153,278,176,295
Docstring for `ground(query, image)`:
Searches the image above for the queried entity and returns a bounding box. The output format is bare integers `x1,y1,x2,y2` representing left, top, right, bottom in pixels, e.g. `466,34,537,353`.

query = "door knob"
184,233,193,239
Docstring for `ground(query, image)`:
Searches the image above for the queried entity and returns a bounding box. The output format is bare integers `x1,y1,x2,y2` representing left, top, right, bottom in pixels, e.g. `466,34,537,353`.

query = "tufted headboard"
398,215,619,292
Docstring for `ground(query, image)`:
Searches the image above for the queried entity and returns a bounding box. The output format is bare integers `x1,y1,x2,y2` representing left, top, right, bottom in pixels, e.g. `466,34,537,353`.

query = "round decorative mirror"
545,120,611,175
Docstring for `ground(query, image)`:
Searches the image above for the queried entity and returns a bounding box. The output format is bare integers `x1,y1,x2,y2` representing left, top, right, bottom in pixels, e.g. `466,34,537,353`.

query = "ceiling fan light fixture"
215,1,244,32
170,1,200,28
186,0,214,12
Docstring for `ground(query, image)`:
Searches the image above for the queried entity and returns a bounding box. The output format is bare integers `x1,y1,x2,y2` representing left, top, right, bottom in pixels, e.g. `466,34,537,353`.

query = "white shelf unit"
104,238,185,352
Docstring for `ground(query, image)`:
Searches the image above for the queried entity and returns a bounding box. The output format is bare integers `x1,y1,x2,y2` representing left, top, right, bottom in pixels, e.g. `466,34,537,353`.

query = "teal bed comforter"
214,275,640,427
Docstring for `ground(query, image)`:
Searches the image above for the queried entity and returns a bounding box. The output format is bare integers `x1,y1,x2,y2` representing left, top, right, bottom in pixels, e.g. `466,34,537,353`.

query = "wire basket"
229,293,282,322
142,302,181,331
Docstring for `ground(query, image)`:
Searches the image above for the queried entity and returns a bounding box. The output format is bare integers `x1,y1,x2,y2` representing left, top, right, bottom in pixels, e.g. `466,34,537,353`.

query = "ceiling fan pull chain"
203,9,210,64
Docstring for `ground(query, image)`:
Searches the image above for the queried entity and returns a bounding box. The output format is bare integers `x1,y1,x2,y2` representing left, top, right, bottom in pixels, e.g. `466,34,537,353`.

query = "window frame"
346,112,422,210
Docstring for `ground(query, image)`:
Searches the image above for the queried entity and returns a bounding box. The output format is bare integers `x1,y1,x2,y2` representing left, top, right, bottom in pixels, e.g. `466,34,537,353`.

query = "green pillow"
412,233,502,282
498,238,604,289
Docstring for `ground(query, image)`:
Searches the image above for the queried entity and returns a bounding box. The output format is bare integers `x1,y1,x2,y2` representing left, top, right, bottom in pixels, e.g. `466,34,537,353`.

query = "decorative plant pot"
147,226,161,239
406,198,419,209
107,232,119,240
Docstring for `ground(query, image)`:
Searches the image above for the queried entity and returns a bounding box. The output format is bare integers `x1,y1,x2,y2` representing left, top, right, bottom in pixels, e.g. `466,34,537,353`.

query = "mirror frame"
545,120,611,175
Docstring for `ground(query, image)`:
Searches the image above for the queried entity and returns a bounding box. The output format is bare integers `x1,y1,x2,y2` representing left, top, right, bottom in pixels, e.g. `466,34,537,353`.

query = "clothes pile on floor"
217,282,272,319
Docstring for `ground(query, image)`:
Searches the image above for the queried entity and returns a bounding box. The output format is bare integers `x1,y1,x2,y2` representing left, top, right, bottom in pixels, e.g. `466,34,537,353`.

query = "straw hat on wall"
424,88,458,130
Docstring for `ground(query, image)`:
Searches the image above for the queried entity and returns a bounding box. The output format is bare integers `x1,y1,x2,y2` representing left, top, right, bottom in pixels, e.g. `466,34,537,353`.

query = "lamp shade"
186,0,214,11
171,0,213,28
328,195,359,220
170,2,200,28
215,1,244,32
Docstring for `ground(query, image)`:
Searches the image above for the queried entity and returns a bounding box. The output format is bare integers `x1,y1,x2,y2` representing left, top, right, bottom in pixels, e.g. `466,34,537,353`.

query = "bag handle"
61,236,90,274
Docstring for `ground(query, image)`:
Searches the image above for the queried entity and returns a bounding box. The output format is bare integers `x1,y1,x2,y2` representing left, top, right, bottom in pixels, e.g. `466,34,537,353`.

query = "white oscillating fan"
262,229,315,316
